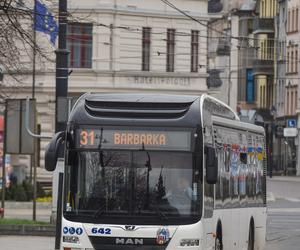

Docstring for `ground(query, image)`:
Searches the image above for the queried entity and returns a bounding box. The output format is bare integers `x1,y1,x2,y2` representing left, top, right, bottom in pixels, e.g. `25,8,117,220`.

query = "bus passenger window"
224,149,231,172
222,149,230,203
230,151,239,200
240,153,247,164
215,149,223,205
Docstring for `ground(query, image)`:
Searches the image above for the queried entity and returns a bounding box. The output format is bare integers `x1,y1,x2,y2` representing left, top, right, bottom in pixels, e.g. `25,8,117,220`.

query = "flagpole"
32,0,36,99
32,0,37,222
55,0,68,248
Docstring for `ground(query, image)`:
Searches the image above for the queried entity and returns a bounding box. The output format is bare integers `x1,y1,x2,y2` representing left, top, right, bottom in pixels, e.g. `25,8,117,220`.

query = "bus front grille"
88,236,168,250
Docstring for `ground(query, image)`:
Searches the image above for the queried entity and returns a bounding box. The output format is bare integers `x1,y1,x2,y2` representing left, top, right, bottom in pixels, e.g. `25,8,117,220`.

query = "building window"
261,0,265,17
296,8,299,31
191,30,199,72
67,23,93,68
166,29,175,72
287,51,290,73
295,90,298,111
286,90,289,114
268,40,274,60
291,90,294,114
288,10,291,32
296,49,298,73
290,51,295,73
260,85,263,107
280,41,284,60
292,9,295,32
142,27,151,71
262,86,266,107
246,69,254,103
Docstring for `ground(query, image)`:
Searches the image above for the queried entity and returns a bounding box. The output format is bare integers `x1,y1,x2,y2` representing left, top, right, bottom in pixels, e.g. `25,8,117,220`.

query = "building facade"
207,3,239,110
273,0,300,175
285,0,300,175
274,0,291,174
2,0,211,180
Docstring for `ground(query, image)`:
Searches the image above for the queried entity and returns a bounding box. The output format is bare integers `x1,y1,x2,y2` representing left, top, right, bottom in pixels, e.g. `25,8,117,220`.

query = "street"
0,236,54,250
266,202,300,249
265,177,300,250
0,177,300,250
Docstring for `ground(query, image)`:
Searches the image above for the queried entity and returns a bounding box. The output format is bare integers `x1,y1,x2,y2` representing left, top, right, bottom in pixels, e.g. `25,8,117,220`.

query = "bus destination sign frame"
76,128,191,151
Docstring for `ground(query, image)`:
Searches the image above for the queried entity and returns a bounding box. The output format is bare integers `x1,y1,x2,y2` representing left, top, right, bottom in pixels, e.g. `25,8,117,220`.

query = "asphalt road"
265,177,300,250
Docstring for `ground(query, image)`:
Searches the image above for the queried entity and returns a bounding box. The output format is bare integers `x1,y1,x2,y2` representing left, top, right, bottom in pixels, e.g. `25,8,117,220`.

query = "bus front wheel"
215,230,223,250
248,221,255,250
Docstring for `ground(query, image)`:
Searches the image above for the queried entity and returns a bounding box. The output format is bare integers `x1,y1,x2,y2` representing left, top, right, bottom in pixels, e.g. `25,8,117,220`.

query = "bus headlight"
63,235,80,244
180,239,200,247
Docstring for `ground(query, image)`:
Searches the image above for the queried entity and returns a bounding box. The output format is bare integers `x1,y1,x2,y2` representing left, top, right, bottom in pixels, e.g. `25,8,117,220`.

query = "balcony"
216,38,230,56
252,59,274,76
253,17,274,34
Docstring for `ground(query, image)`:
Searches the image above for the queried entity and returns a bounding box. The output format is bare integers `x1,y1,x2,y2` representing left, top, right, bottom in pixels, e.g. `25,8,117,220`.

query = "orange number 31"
80,130,95,146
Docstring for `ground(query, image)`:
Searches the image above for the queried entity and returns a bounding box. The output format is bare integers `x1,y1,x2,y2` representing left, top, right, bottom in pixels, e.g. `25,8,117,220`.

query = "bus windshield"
64,150,202,225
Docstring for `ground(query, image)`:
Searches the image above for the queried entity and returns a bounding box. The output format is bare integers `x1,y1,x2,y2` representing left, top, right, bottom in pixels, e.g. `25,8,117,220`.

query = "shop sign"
284,128,298,137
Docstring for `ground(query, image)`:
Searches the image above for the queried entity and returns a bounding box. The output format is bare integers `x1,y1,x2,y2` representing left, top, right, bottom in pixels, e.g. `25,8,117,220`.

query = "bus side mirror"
45,132,65,172
205,146,218,184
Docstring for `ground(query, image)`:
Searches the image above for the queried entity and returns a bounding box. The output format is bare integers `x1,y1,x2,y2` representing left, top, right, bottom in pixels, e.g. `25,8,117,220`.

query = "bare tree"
0,0,54,103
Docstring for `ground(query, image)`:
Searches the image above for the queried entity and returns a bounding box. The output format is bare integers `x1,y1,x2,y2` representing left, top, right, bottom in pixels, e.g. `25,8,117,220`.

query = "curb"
267,176,300,182
4,201,51,210
0,224,55,236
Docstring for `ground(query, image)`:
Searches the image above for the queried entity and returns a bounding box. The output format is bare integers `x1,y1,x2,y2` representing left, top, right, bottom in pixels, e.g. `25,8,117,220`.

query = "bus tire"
248,220,255,250
215,224,223,250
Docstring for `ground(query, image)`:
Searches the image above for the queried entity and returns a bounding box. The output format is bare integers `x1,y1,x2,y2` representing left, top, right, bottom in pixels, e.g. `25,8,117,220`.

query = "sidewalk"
267,175,300,203
3,201,52,222
267,175,300,182
0,201,54,236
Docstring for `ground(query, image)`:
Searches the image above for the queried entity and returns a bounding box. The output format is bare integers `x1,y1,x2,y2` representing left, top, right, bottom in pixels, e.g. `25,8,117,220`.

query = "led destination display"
77,128,191,151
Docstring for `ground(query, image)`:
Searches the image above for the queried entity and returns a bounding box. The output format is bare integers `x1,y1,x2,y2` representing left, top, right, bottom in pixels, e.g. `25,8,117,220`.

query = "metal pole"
55,172,64,250
55,0,69,133
30,0,37,186
1,101,7,218
55,0,68,247
32,0,37,99
32,115,38,221
227,15,232,107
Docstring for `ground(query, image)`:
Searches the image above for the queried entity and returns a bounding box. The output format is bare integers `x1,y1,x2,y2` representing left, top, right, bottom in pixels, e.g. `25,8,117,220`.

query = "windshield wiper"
154,204,168,221
93,204,106,219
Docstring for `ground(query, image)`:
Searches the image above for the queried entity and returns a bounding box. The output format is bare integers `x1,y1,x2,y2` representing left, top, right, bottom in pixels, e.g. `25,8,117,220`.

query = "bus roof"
85,93,199,104
68,93,202,127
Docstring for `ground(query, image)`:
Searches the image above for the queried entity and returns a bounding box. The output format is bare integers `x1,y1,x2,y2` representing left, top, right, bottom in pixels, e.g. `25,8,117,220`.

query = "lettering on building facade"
131,76,191,87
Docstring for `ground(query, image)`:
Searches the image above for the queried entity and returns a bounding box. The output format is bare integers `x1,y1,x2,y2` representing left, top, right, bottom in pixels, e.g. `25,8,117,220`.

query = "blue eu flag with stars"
34,0,58,44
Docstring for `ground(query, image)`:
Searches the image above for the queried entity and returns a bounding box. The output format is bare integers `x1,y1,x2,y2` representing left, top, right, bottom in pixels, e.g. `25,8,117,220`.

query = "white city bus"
45,93,266,250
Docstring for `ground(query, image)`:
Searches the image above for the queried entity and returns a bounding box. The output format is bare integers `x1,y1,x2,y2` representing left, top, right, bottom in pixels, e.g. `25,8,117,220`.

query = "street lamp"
227,14,232,107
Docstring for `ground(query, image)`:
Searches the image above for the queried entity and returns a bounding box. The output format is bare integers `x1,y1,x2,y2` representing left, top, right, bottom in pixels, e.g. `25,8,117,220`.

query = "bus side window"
239,153,247,202
215,148,223,208
240,153,247,164
246,155,256,201
230,150,239,205
222,149,230,204
225,148,230,172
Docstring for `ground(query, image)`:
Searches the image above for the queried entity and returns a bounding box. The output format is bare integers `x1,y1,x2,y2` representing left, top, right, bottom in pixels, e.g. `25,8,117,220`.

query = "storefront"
274,116,297,175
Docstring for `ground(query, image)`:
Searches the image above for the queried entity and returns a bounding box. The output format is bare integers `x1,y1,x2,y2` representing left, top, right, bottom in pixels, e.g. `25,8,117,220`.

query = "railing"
252,59,274,75
253,17,274,33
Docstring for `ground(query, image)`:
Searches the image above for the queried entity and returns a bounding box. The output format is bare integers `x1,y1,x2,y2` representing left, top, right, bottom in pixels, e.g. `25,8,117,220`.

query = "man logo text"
115,238,144,245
